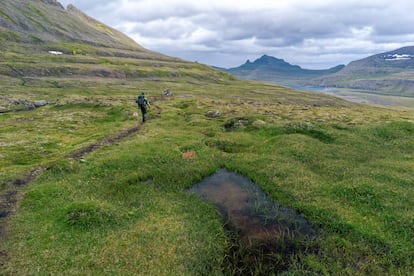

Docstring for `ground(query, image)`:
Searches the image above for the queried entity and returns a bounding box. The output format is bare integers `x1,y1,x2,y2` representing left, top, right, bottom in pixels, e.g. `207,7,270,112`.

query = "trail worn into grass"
0,124,141,236
67,124,142,159
0,100,162,265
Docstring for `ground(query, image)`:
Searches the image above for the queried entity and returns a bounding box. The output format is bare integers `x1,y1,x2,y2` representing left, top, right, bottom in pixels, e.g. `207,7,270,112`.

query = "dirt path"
0,125,142,238
0,100,162,263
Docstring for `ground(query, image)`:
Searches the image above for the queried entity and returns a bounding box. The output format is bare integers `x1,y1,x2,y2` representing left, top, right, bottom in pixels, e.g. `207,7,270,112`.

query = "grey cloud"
58,0,414,68
127,19,196,39
60,0,119,14
112,2,202,23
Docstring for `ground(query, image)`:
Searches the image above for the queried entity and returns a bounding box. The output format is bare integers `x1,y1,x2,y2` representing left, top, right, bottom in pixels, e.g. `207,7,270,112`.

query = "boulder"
253,120,266,127
20,100,35,109
163,89,173,96
205,110,221,118
34,100,49,107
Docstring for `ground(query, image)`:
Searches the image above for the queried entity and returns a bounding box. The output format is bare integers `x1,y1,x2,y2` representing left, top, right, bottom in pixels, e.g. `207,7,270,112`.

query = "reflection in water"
294,85,414,107
187,169,319,245
188,169,321,273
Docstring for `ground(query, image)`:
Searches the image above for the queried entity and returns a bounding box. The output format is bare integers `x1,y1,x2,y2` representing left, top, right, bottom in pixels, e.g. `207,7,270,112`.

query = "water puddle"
187,169,320,273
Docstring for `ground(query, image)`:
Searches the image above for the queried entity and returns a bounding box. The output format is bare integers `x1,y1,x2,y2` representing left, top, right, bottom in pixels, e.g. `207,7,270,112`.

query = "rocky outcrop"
66,4,80,13
40,0,64,10
40,0,65,10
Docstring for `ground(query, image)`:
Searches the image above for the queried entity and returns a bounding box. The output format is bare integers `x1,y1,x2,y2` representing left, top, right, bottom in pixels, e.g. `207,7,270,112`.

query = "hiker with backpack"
136,92,149,122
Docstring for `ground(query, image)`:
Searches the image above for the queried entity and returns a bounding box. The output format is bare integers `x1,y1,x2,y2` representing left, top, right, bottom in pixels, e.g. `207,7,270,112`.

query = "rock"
205,110,221,118
48,51,63,55
40,0,64,9
21,100,35,109
163,89,173,96
253,120,266,127
34,100,49,107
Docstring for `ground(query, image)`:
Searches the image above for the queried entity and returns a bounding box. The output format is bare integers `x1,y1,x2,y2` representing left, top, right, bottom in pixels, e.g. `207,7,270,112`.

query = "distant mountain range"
2,1,414,97
223,55,345,87
222,47,414,97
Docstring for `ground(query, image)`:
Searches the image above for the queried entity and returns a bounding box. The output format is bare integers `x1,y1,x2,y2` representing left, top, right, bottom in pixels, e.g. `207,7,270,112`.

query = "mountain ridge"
40,0,64,9
223,47,414,96
1,0,231,82
222,54,345,87
233,54,344,73
0,0,143,50
312,46,414,96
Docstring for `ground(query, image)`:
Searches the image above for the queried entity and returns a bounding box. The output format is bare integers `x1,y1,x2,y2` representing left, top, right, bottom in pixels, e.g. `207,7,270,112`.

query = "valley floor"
1,79,414,275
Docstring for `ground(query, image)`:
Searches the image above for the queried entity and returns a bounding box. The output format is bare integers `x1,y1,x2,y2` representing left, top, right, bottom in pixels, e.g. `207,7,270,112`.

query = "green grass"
1,36,414,274
0,8,13,23
2,87,414,274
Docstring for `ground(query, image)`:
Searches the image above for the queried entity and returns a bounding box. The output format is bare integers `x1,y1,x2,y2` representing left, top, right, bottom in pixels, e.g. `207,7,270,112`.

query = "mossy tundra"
1,1,414,274
2,71,413,274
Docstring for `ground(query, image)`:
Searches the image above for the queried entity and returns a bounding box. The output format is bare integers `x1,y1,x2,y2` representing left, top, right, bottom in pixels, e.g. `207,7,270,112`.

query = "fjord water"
291,85,414,107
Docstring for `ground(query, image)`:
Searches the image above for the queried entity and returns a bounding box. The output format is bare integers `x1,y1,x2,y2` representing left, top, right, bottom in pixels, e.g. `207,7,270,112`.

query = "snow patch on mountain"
384,54,414,61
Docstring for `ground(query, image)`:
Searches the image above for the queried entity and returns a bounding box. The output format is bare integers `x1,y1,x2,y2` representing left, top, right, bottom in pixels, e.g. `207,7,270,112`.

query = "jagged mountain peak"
223,54,345,87
235,54,302,72
257,54,287,63
245,54,298,68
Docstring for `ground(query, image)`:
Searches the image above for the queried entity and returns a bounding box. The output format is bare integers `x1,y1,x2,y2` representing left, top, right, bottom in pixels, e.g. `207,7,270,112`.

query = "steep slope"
224,55,344,87
312,46,414,96
0,0,232,83
0,0,142,49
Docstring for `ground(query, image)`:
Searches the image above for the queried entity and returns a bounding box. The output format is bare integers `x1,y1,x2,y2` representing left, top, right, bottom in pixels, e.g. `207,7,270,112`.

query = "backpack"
136,95,145,106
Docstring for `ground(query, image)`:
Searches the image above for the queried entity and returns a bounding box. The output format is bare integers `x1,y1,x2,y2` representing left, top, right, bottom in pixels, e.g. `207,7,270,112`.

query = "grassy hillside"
1,1,414,274
0,0,143,49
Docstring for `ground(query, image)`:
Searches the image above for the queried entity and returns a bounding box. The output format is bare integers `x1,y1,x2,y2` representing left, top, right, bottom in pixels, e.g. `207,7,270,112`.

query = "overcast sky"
58,0,414,69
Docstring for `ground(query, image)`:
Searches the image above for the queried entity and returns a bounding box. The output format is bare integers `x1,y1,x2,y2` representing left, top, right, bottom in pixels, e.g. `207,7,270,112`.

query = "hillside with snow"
311,46,414,96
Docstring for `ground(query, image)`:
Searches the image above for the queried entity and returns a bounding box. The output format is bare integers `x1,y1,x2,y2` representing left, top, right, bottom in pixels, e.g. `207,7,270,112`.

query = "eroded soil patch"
187,169,320,274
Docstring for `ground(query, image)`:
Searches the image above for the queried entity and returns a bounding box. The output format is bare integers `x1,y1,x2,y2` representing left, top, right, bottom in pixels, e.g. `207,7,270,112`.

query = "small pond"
187,169,320,273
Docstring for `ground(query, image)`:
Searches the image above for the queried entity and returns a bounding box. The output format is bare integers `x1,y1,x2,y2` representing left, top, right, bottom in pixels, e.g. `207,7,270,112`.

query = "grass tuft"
282,121,336,143
63,201,119,228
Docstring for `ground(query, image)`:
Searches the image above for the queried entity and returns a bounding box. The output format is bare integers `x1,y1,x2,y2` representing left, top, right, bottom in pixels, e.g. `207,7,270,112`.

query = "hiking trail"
0,99,162,264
